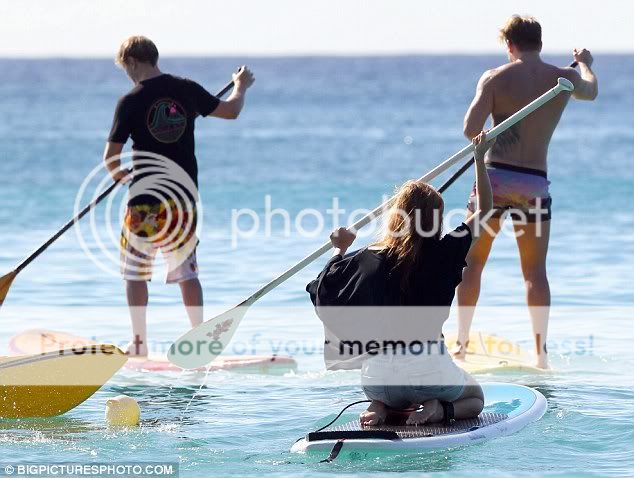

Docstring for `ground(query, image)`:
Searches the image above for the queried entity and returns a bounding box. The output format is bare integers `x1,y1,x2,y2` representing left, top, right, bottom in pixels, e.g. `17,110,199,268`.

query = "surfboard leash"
314,399,371,433
320,439,346,463
293,399,371,463
317,398,371,463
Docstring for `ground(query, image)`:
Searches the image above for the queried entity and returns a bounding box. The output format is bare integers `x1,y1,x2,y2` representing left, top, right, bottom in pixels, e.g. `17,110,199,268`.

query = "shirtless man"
454,16,598,368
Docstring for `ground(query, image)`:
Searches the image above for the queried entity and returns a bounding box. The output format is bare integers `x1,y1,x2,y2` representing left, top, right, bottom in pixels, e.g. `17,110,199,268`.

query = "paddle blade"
167,304,248,369
0,271,17,307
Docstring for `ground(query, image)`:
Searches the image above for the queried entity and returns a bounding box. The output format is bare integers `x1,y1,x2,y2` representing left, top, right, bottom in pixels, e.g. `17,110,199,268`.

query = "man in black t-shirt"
103,36,254,356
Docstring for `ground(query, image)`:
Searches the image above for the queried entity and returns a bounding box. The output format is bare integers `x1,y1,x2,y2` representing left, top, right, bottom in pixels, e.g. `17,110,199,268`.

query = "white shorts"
361,354,469,408
361,353,468,389
120,245,199,284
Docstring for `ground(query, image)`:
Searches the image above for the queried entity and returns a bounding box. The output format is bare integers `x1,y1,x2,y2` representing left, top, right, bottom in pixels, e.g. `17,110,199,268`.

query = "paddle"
437,61,579,194
168,77,575,369
0,78,236,307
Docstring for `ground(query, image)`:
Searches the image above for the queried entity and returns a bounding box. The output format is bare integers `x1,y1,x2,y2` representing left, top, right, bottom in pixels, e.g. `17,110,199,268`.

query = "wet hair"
499,15,542,52
115,36,159,67
372,180,444,291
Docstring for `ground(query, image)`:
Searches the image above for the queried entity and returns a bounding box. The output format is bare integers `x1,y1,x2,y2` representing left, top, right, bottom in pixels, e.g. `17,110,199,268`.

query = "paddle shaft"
438,157,474,194
242,78,574,306
436,62,579,195
15,181,118,274
12,79,235,275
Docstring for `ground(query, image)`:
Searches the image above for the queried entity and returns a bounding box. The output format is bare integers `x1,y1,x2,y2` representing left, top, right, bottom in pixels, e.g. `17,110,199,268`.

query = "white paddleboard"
9,329,297,374
291,383,547,455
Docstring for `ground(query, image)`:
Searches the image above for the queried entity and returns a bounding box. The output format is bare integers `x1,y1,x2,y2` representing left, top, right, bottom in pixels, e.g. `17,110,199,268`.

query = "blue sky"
0,0,631,57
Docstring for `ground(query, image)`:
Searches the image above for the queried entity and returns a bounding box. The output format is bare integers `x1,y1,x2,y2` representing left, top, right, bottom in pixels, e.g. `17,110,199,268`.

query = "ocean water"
0,56,632,476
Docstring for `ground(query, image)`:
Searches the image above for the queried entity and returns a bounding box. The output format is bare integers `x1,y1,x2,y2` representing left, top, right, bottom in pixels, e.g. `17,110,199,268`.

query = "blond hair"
499,15,542,51
115,36,159,67
372,181,444,290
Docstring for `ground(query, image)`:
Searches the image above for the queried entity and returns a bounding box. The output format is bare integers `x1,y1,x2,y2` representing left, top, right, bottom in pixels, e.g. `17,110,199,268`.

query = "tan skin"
104,59,254,356
332,133,493,427
456,45,598,369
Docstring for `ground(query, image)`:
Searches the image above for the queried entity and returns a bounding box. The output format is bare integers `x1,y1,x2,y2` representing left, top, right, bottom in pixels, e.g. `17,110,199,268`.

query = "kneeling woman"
308,132,494,427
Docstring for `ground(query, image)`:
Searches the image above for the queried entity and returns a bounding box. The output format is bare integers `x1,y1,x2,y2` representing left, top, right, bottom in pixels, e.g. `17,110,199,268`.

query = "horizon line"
0,51,631,60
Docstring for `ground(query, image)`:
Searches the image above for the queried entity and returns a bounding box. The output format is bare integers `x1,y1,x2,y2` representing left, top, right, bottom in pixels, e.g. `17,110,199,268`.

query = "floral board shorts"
120,200,199,283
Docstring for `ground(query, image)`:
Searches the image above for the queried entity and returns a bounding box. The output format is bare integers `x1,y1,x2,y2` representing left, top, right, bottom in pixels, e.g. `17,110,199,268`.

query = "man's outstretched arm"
463,70,495,139
209,66,255,120
569,49,598,101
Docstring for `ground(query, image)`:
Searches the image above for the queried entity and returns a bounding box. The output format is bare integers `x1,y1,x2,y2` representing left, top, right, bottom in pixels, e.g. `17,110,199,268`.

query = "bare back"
485,60,576,171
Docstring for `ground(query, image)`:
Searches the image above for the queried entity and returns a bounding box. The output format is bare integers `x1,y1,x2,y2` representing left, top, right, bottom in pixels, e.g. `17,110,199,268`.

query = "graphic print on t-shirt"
146,98,187,143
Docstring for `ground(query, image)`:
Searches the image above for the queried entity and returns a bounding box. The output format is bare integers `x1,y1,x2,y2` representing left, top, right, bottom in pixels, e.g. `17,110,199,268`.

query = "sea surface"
0,56,632,476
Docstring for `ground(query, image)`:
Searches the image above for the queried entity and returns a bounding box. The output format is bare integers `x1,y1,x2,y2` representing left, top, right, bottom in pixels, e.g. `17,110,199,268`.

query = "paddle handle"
435,62,579,195
14,79,236,275
216,79,236,98
245,78,574,304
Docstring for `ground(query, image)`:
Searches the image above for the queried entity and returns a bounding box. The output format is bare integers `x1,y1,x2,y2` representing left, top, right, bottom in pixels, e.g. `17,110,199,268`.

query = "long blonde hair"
372,180,444,290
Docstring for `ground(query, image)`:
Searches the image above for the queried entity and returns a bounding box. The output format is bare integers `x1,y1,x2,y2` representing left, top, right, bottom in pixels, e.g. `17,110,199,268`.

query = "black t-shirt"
307,223,472,369
108,74,220,205
307,223,472,308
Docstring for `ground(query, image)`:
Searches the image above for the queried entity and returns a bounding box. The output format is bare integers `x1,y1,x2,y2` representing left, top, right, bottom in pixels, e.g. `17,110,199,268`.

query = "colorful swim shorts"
120,200,199,283
467,162,552,222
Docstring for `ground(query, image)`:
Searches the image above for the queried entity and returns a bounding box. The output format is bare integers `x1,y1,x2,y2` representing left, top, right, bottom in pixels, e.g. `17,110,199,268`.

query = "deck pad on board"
291,383,547,454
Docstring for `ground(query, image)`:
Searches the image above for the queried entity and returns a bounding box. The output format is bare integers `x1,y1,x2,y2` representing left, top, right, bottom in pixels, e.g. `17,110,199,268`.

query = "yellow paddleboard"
0,345,127,418
444,332,546,374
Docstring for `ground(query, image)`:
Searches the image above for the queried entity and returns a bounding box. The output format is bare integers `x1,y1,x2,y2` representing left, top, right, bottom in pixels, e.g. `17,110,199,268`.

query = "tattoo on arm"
491,114,520,155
